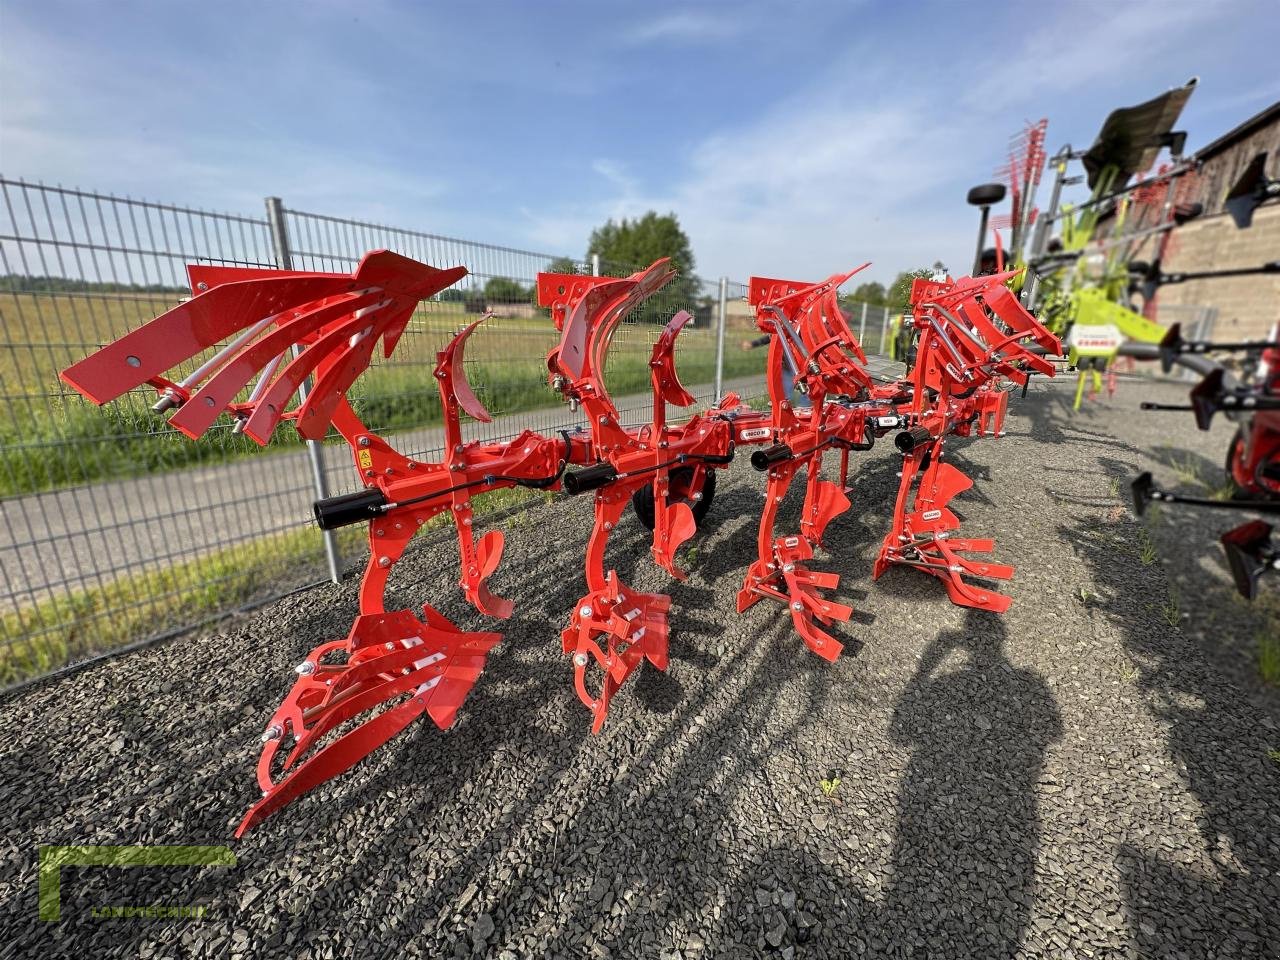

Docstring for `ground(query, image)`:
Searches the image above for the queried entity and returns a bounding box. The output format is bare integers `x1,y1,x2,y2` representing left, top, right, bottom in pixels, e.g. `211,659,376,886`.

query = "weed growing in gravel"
1162,590,1182,630
1167,451,1203,488
1107,477,1121,498
1208,479,1239,501
1267,748,1280,766
1137,526,1160,566
1257,632,1280,686
819,777,841,800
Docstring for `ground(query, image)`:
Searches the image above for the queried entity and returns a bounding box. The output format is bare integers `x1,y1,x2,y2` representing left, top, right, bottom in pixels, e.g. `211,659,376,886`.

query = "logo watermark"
39,845,236,921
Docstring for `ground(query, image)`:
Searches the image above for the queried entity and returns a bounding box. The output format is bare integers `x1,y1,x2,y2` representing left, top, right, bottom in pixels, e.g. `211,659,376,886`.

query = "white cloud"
523,0,1245,286
624,11,745,45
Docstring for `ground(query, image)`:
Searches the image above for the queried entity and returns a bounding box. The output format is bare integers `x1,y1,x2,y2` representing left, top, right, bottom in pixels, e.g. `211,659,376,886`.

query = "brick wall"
1127,105,1280,340
1153,203,1280,340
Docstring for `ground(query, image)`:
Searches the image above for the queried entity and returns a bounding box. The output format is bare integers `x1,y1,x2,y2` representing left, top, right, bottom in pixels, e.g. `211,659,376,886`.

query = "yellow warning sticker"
357,449,373,470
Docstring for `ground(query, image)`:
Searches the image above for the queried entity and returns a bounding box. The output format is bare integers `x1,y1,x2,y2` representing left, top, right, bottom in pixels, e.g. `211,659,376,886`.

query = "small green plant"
1108,477,1120,498
682,544,701,569
1258,632,1280,686
1076,585,1096,604
1118,659,1140,683
1161,592,1181,629
1137,527,1159,566
819,777,841,799
1169,453,1203,488
1208,479,1239,502
1266,748,1280,766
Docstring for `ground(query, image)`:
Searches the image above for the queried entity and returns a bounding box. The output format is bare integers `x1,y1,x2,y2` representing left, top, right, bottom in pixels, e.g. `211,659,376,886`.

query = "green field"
0,291,765,496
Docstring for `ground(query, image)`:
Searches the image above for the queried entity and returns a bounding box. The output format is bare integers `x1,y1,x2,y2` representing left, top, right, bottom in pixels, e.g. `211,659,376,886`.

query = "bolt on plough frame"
60,250,1058,835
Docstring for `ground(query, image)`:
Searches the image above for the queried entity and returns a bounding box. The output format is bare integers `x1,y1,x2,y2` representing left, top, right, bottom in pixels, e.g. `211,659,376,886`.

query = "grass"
1137,525,1159,566
0,523,353,687
1258,631,1280,686
0,290,766,496
0,483,549,688
1161,590,1181,629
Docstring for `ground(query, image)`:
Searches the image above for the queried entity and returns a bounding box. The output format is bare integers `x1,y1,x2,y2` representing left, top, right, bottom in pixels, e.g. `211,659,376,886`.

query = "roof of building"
1193,100,1280,162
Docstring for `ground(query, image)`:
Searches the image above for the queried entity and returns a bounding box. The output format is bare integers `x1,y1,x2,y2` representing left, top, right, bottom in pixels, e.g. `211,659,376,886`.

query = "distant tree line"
0,275,187,294
838,261,947,314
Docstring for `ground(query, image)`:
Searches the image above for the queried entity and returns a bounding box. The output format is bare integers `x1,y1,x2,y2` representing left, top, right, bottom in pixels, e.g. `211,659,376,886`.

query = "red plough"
60,250,1057,834
873,272,1060,610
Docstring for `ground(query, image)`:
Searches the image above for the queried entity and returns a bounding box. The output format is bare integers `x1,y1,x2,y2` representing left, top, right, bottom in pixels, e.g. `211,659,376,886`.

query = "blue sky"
2,0,1276,285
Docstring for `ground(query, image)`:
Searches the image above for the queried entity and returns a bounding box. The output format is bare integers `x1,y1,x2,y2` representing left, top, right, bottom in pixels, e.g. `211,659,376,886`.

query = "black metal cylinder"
895,426,934,454
313,487,389,530
563,462,617,495
750,443,793,471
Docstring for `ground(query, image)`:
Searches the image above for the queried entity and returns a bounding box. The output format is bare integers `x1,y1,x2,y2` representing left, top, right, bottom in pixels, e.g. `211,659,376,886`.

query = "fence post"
264,197,343,585
880,308,890,357
858,302,867,345
714,277,728,402
591,253,600,277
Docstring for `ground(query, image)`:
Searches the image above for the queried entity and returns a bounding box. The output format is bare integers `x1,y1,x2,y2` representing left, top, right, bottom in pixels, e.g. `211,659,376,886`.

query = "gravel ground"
2,375,1277,959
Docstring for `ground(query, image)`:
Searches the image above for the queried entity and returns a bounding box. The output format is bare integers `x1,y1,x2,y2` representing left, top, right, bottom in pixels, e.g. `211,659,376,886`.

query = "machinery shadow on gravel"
1057,504,1280,957
703,610,1061,957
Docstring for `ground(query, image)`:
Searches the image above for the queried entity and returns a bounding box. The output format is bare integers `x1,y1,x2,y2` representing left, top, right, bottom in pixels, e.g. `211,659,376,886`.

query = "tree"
887,261,947,312
545,256,578,276
586,211,698,317
850,281,888,306
483,276,529,306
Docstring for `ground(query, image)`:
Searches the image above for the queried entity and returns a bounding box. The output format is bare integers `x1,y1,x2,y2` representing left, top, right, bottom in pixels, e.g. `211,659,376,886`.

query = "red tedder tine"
562,574,672,733
294,303,418,440
439,316,495,424
243,300,407,442
651,310,697,409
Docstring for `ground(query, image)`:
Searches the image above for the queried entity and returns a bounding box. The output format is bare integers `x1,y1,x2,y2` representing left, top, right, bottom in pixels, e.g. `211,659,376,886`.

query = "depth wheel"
631,467,717,531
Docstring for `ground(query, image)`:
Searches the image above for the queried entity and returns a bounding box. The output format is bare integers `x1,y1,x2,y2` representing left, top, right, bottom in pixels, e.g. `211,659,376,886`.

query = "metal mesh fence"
0,177,898,689
0,178,341,688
